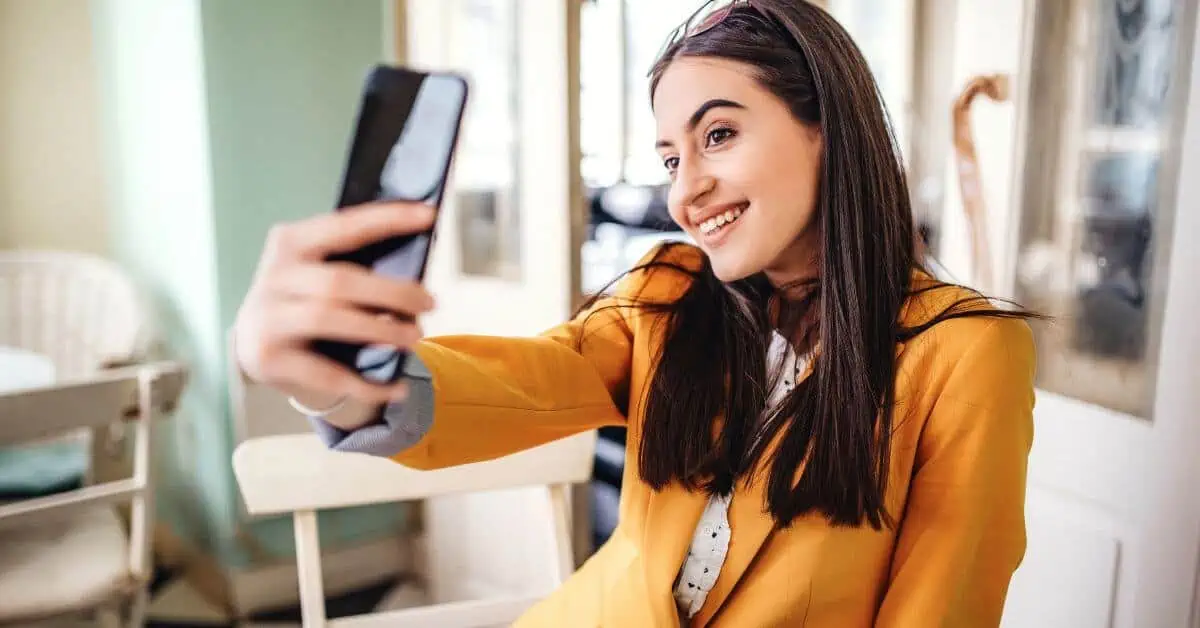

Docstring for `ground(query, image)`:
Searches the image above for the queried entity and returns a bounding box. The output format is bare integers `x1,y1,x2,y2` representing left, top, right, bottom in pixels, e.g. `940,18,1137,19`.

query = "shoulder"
893,280,1037,468
897,275,1036,407
901,273,992,325
901,273,1033,348
611,240,706,304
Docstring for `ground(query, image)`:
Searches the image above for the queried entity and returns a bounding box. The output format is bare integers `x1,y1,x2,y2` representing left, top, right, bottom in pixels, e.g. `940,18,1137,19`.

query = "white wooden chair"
0,361,187,626
231,382,596,628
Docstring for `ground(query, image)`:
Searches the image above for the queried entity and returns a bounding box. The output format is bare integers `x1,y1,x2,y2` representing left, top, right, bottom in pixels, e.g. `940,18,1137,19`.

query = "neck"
761,229,822,351
762,228,820,294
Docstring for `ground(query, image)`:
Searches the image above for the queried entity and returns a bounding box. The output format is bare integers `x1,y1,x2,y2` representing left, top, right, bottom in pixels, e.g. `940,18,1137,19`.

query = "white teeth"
699,206,744,235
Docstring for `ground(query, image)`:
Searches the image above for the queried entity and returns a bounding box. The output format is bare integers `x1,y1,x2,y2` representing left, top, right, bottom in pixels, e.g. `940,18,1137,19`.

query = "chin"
707,252,765,283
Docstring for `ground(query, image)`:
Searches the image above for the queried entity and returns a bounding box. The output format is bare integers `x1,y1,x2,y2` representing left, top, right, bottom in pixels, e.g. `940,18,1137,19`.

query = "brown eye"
706,127,736,147
663,156,680,172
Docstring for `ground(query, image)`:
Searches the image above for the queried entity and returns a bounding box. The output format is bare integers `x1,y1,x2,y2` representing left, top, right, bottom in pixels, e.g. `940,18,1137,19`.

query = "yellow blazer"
395,244,1035,627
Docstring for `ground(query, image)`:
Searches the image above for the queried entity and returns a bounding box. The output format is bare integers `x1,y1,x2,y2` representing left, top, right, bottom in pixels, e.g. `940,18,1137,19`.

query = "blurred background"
1,0,1199,626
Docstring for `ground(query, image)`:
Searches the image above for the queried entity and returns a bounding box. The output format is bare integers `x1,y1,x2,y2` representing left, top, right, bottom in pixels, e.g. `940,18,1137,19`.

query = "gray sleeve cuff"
307,352,434,457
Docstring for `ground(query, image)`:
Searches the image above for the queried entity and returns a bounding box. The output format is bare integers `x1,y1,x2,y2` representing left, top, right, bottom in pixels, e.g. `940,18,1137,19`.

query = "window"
446,0,522,280
826,0,915,159
580,0,695,187
579,0,916,185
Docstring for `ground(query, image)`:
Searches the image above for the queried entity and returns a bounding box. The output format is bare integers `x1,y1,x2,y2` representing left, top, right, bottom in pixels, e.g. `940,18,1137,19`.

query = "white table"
0,346,56,394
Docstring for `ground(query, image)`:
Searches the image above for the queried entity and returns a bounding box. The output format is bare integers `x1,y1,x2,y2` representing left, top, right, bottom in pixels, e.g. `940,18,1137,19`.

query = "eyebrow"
655,98,746,149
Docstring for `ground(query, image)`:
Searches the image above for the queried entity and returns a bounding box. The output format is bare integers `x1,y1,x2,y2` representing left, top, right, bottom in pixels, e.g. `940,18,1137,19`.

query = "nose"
670,159,716,219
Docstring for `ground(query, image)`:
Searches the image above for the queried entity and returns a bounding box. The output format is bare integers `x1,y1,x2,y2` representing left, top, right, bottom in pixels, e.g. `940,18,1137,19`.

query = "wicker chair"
0,250,154,377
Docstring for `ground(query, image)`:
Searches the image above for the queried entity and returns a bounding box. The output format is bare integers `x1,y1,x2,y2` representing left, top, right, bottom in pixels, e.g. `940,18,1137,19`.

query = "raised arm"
232,201,697,468
317,243,695,469
303,280,637,466
385,279,640,470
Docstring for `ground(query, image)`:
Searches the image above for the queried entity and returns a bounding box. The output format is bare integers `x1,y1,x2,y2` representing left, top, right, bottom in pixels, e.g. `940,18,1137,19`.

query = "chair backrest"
230,374,594,628
231,383,597,517
0,250,153,378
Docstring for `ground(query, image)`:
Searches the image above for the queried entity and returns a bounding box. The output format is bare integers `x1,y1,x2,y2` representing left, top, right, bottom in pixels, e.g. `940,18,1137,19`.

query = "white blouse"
672,332,809,619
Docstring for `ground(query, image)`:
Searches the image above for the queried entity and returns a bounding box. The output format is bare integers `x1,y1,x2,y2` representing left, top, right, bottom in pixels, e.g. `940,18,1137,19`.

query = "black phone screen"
314,65,467,386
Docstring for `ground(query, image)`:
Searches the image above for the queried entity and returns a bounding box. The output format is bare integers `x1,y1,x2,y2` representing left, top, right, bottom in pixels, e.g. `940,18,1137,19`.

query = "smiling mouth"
698,203,748,236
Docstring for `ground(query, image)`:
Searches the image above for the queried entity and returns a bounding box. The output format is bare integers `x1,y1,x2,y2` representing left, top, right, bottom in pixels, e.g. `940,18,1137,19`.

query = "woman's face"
653,56,822,284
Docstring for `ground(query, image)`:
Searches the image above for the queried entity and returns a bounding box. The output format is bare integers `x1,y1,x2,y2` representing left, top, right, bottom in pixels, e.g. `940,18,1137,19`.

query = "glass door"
968,0,1200,625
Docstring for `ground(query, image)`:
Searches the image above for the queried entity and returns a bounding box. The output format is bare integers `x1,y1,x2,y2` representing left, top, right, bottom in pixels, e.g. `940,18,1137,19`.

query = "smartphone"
312,64,468,388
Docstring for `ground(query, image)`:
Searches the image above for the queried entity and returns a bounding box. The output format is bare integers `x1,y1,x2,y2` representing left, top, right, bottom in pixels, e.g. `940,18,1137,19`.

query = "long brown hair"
580,0,1036,529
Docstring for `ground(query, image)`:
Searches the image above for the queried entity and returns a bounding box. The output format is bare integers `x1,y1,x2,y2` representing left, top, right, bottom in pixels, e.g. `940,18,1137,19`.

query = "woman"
233,1,1038,625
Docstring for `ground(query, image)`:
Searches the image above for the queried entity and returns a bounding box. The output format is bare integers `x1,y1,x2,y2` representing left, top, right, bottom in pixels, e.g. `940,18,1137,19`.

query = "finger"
272,263,435,316
267,202,437,262
276,302,423,348
273,351,409,405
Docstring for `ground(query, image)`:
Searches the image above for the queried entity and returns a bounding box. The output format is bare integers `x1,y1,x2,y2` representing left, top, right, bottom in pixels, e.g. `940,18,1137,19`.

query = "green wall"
92,0,408,569
200,0,388,330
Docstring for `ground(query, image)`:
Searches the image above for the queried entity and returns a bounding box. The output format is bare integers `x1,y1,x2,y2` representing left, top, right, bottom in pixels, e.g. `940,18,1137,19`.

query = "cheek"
755,150,819,230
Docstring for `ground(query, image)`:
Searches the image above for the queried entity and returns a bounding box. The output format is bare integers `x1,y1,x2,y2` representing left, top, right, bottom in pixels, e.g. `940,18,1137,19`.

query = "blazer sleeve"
876,318,1037,627
388,243,693,471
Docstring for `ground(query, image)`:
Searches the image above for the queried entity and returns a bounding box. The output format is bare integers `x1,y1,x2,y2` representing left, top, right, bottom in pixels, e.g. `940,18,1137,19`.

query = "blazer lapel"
642,484,710,625
694,343,816,626
691,464,778,626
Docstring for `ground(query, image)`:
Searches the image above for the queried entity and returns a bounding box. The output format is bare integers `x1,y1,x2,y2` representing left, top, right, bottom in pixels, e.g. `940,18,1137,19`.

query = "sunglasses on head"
654,0,825,119
657,0,812,63
661,0,762,49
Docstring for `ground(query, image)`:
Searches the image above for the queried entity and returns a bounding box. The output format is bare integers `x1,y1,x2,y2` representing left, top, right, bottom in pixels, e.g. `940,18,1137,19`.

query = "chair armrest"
0,361,187,446
232,431,597,517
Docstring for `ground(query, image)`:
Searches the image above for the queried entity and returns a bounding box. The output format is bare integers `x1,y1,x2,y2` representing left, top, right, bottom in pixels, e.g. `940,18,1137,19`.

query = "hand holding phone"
313,64,469,387
232,64,468,420
232,201,437,413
